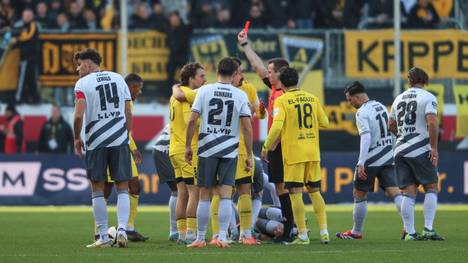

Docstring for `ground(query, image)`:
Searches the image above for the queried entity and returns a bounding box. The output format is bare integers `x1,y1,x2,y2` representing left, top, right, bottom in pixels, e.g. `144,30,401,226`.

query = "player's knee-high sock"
196,200,210,241
186,217,197,240
218,198,233,242
401,194,416,234
278,193,294,238
309,192,328,235
251,196,262,229
210,195,220,236
117,189,130,231
392,194,403,215
127,194,139,231
92,191,109,241
289,193,307,239
176,218,187,240
169,192,178,235
423,190,437,230
238,194,253,238
229,201,238,231
351,198,367,235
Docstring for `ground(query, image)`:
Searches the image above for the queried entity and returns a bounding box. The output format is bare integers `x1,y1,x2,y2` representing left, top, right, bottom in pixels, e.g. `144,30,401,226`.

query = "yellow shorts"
235,154,255,184
106,155,138,183
170,153,197,185
284,161,321,188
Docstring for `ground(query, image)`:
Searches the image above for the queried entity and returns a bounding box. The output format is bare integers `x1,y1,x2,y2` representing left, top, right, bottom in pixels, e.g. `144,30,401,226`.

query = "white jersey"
356,100,394,167
389,87,438,158
192,82,251,158
74,71,131,151
153,125,170,154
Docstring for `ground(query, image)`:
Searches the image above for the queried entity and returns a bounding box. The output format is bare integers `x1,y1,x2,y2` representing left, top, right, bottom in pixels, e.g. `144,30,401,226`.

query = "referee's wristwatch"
241,41,249,47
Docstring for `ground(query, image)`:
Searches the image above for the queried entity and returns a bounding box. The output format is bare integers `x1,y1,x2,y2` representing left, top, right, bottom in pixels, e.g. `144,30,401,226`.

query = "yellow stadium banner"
119,31,169,81
0,46,19,91
345,30,468,79
453,85,468,137
39,33,117,87
426,84,445,122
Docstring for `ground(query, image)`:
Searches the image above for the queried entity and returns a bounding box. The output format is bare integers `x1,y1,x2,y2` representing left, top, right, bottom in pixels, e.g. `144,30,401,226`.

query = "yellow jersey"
169,86,198,156
238,80,265,155
263,88,329,164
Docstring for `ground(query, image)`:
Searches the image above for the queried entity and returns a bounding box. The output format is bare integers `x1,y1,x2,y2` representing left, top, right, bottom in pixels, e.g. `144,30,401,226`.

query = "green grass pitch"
1,205,467,263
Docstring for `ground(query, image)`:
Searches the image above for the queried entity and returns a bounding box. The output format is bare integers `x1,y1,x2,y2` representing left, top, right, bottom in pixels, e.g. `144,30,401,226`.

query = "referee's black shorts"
267,143,284,184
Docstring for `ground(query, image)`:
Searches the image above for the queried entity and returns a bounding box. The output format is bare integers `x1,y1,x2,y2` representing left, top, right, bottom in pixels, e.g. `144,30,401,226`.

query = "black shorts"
268,144,284,184
152,149,175,184
395,153,438,188
252,158,264,194
86,144,131,182
354,165,398,192
197,156,237,187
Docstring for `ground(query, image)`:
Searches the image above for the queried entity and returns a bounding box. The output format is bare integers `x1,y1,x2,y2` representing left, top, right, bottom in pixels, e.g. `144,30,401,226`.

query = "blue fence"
0,153,467,205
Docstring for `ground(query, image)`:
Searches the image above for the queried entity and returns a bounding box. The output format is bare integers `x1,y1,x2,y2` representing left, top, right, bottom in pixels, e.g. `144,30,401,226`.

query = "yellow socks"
237,194,252,235
210,195,220,235
309,191,328,231
186,217,197,239
176,218,187,240
289,193,307,234
127,194,139,231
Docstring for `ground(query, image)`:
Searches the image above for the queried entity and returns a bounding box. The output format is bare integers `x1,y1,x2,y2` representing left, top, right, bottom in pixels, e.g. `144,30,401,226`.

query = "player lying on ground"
336,81,404,240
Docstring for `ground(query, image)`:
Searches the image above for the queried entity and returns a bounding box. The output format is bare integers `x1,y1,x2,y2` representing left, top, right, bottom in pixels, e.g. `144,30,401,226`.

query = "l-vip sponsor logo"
0,162,41,196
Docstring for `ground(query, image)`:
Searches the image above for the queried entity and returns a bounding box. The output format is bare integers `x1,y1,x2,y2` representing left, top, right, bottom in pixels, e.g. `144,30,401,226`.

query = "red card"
243,20,251,35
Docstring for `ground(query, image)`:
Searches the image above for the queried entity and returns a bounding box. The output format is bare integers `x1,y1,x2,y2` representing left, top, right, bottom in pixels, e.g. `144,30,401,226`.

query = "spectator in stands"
0,104,24,154
263,0,291,28
367,0,393,28
35,1,54,29
130,2,151,29
289,0,317,29
190,0,218,28
229,0,251,27
161,0,189,24
1,0,15,29
213,8,233,28
166,11,191,98
150,1,169,32
315,0,363,28
48,0,64,19
408,0,440,28
247,3,265,28
84,9,98,30
38,104,73,153
12,8,40,104
54,12,70,32
432,0,453,19
68,1,87,30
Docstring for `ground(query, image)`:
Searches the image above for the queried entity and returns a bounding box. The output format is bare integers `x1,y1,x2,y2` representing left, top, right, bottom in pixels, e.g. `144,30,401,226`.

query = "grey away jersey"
192,82,251,158
74,71,131,151
356,100,394,167
153,125,170,153
389,87,438,158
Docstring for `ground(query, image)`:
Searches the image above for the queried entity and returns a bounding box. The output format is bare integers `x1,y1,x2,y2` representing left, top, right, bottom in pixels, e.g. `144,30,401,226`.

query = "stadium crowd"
0,0,455,32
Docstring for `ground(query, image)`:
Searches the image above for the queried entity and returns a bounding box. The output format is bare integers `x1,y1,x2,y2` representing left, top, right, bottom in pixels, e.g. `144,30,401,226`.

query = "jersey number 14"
96,82,120,111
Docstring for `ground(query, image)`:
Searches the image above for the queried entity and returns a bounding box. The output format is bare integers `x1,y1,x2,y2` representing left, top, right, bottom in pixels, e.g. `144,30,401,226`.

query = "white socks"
196,200,210,241
169,192,178,234
401,194,416,235
262,173,280,206
218,198,232,241
117,189,130,231
251,198,262,229
92,191,109,241
393,194,403,215
424,192,437,230
352,199,367,234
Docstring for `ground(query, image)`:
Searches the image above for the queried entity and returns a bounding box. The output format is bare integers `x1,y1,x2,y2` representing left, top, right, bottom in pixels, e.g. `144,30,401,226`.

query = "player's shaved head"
344,81,366,96
217,57,239,77
408,67,428,87
125,73,143,84
279,67,298,88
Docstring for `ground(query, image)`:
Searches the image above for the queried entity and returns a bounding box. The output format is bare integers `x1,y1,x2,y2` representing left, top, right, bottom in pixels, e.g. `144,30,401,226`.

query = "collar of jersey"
286,88,299,92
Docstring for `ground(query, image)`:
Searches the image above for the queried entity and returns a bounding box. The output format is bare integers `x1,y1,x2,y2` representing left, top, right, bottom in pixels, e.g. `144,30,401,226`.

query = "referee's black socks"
279,193,294,239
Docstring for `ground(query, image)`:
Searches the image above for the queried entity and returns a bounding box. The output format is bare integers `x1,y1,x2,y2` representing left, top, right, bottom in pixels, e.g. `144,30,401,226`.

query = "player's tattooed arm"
388,118,397,135
125,100,133,133
426,113,439,166
73,98,86,158
238,30,268,79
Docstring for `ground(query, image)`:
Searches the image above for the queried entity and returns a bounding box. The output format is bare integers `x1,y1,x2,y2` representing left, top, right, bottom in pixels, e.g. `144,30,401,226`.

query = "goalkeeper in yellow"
261,67,330,245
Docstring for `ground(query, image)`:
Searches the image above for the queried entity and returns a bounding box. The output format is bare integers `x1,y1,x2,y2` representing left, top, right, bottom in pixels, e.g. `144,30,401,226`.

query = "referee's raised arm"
237,30,268,80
